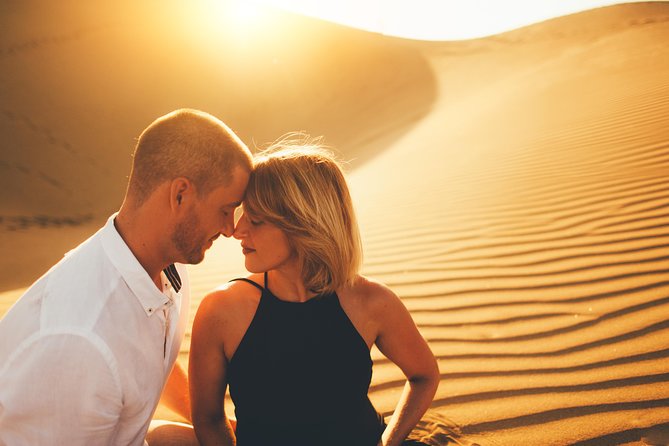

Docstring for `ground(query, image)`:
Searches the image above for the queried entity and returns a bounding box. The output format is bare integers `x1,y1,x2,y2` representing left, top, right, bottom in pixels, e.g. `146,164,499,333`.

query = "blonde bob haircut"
244,136,362,295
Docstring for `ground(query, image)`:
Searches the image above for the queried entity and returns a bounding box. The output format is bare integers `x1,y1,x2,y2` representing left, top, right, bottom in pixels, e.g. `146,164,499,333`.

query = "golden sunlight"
254,0,665,40
230,1,267,26
189,0,269,36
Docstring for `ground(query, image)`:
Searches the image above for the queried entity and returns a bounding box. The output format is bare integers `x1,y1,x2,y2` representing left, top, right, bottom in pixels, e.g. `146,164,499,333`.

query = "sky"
238,0,665,40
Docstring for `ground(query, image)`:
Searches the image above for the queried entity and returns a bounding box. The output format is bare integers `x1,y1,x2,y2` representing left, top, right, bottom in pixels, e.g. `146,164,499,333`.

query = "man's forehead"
206,184,244,206
220,200,242,208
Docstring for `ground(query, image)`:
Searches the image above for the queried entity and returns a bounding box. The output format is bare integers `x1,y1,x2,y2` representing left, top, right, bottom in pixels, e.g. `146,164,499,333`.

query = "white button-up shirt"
0,214,190,446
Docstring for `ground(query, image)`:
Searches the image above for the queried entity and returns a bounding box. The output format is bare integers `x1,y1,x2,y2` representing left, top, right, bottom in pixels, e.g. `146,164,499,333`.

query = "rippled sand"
2,2,669,445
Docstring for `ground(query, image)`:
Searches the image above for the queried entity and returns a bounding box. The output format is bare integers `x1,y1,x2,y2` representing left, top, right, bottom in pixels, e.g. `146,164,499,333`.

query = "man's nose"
220,213,236,238
233,213,248,239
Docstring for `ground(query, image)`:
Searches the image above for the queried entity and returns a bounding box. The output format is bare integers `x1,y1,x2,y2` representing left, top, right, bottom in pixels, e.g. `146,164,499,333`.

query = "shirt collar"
100,213,175,317
163,264,182,293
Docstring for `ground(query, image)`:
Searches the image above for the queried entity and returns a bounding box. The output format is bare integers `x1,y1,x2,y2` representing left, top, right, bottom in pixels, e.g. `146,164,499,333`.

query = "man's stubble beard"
171,212,207,265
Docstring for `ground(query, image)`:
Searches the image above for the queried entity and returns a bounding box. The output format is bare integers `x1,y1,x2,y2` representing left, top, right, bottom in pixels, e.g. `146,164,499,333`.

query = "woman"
189,140,440,446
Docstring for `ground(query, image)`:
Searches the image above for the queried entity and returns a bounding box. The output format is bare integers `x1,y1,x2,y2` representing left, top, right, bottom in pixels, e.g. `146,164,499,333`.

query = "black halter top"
226,273,384,446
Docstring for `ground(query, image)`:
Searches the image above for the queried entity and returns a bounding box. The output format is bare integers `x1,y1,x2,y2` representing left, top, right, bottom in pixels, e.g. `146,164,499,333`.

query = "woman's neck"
267,266,317,303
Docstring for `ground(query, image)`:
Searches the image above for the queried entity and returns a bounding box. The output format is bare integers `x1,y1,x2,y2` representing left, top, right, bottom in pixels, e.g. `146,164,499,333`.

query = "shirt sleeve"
0,331,123,445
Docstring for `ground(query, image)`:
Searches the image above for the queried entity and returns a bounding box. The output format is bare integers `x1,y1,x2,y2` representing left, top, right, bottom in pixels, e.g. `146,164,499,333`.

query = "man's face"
172,165,250,264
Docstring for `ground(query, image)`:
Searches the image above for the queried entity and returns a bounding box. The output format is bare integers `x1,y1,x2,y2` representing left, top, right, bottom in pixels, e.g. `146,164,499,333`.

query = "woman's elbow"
191,409,222,431
409,357,440,390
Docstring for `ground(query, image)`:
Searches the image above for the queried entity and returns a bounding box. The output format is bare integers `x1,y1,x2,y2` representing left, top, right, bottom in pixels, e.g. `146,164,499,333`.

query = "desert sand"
1,1,668,444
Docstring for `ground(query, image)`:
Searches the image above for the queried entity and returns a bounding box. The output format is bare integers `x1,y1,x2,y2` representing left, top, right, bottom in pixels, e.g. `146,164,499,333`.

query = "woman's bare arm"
159,361,192,422
189,291,236,446
371,282,440,446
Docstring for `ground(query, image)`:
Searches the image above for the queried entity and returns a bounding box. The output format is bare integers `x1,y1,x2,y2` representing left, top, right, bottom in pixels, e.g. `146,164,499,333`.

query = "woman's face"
233,208,295,273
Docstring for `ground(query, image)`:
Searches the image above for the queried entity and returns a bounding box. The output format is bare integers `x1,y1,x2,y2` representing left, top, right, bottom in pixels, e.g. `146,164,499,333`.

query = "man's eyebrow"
222,201,242,208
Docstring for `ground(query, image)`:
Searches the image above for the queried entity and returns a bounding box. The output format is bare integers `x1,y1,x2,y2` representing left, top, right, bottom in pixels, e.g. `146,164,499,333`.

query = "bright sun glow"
250,0,663,40
231,1,266,24
199,0,268,36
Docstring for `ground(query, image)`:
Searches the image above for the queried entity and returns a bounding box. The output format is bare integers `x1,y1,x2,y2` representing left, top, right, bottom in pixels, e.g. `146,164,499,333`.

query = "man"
0,109,252,445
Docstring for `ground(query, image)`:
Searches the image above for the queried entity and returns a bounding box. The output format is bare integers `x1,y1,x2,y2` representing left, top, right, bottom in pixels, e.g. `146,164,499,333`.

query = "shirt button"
148,308,153,313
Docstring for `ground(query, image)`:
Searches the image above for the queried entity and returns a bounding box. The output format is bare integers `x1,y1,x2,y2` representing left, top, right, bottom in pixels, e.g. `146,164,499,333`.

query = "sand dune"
343,3,669,444
0,0,435,290
2,1,669,445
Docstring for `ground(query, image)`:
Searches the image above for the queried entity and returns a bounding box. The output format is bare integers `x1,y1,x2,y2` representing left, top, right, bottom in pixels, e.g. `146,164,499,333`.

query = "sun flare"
231,1,266,25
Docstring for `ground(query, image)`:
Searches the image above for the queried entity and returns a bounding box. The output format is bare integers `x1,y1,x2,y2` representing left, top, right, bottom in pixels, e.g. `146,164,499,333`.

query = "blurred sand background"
1,1,669,444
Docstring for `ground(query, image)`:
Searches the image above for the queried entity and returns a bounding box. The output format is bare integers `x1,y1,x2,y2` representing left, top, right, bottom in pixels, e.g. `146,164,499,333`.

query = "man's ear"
170,177,192,211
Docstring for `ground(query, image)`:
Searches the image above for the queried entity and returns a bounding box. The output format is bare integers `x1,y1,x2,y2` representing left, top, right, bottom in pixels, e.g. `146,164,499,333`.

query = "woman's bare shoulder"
197,273,265,316
338,276,408,345
344,275,400,311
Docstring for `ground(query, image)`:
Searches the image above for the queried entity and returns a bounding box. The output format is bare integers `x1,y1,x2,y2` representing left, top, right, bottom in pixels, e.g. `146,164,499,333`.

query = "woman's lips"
241,245,255,255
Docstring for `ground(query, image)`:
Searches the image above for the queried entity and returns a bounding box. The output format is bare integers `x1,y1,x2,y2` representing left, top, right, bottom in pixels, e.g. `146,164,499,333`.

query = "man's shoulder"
2,228,110,321
33,229,124,329
44,230,116,293
42,226,106,276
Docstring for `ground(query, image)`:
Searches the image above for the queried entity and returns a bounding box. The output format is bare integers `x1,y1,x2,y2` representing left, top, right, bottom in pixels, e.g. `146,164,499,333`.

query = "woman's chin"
243,260,263,274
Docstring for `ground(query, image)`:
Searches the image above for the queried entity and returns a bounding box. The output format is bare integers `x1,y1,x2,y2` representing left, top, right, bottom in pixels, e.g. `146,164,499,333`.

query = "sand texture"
1,2,669,445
